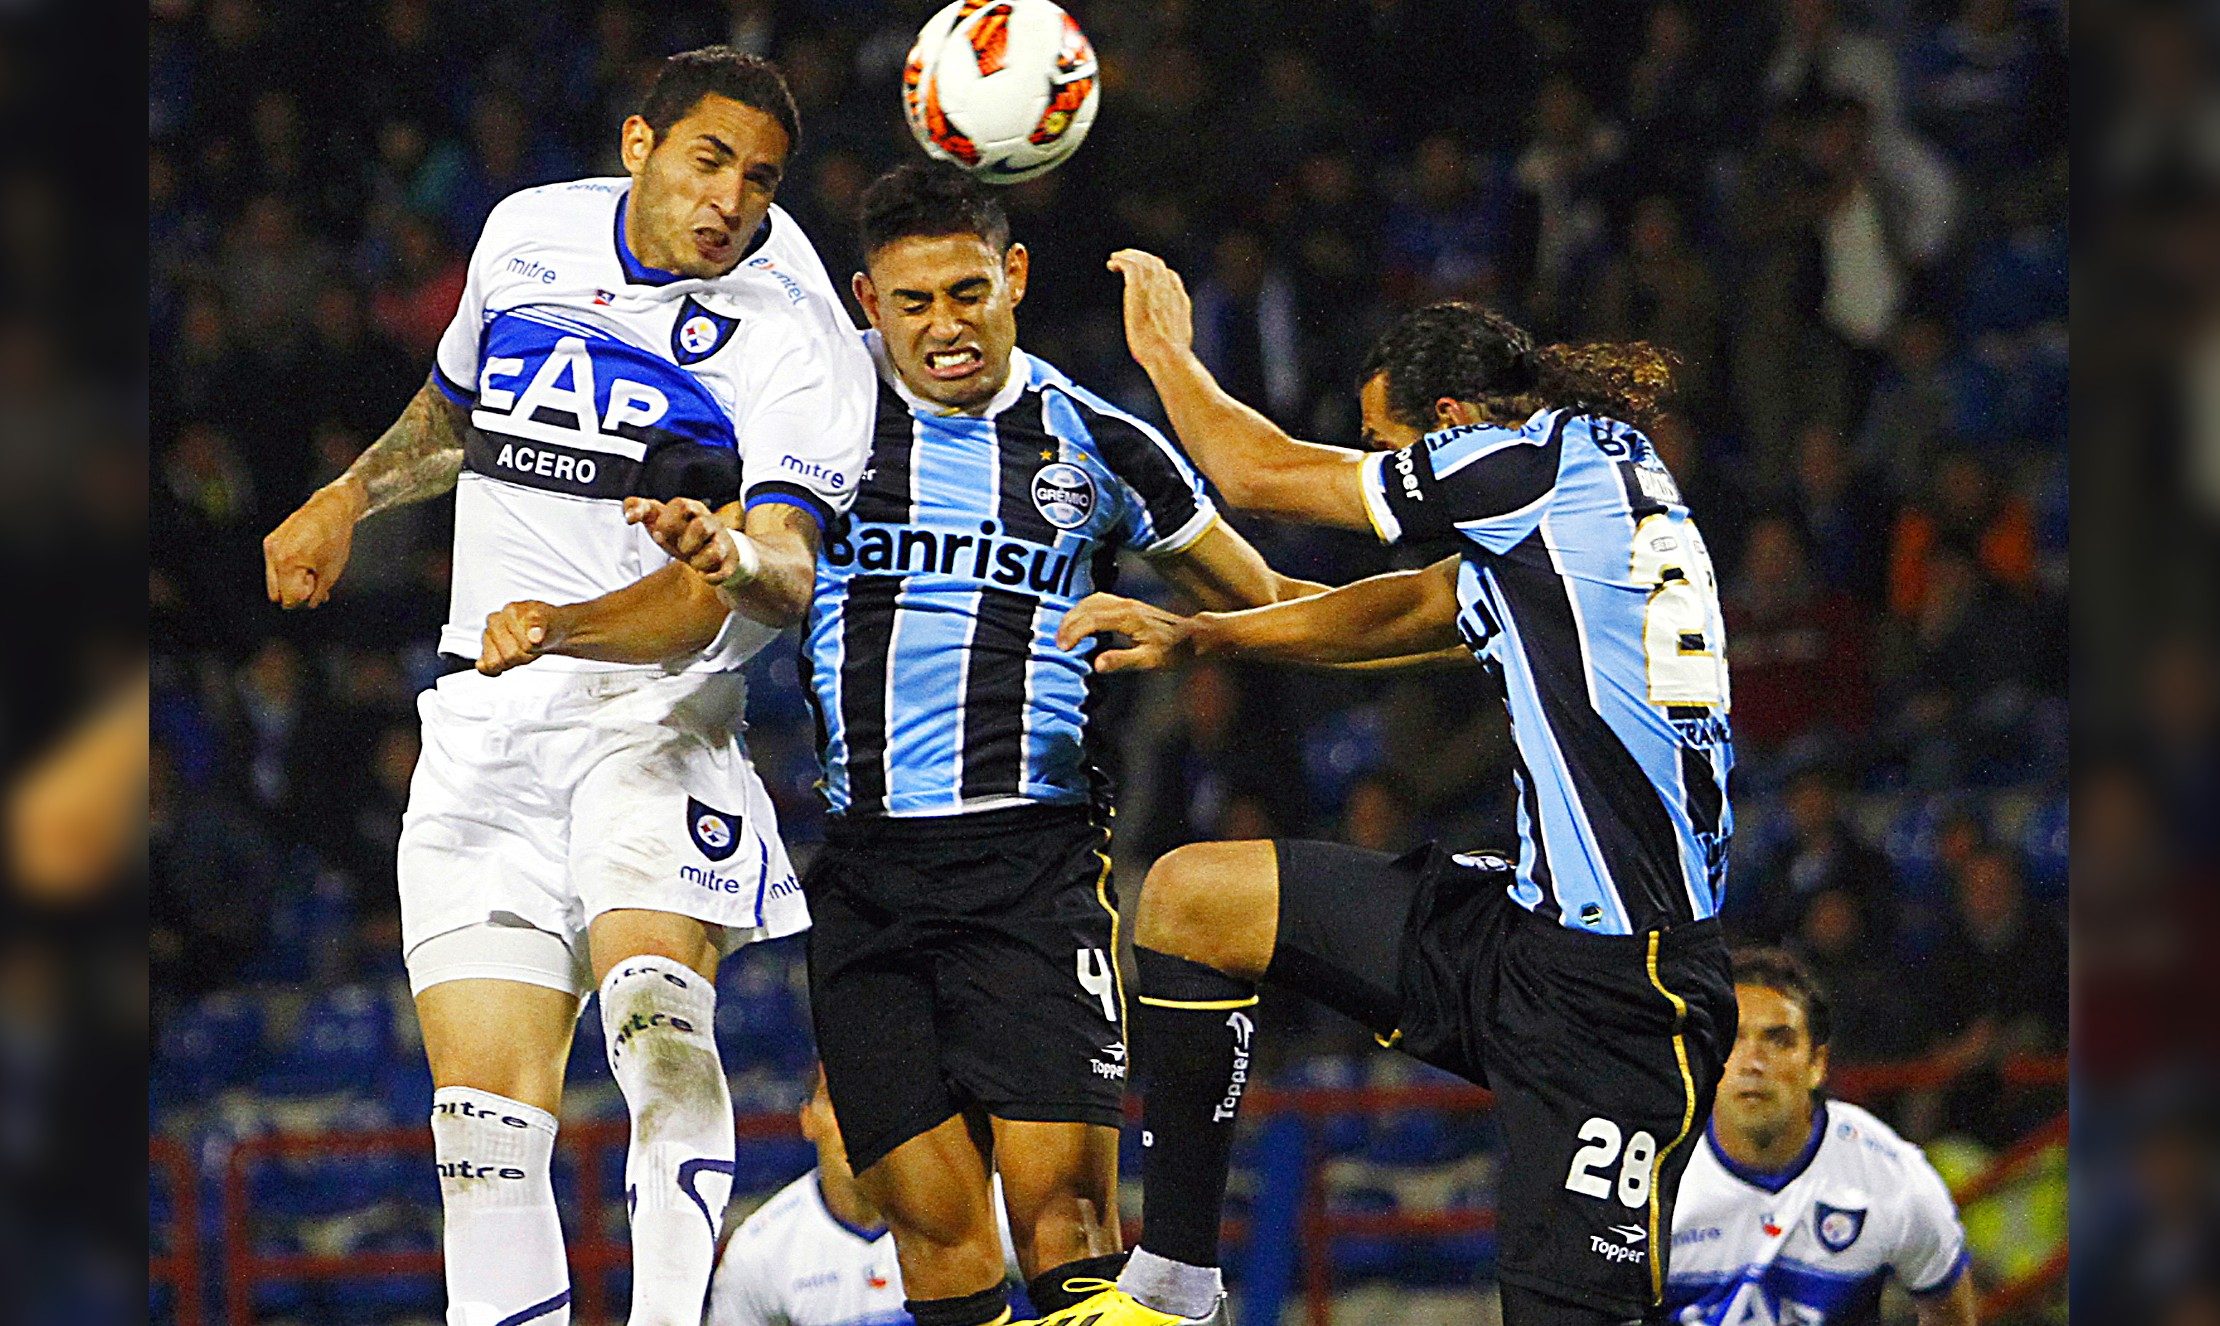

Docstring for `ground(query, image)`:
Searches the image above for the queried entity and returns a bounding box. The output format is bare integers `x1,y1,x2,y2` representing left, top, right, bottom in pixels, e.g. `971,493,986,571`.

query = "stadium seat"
1324,1181,1404,1279
312,1219,443,1323
1363,1110,1459,1168
257,984,397,1098
235,890,315,985
159,991,267,1099
1281,1056,1368,1157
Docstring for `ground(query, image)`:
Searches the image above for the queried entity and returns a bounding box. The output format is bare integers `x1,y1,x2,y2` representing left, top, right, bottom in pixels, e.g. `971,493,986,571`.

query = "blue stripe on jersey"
876,411,996,805
1468,556,1631,931
808,348,1212,818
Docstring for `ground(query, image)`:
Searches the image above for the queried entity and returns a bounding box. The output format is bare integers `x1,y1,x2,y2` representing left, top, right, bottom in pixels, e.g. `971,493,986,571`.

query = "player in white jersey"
1662,949,1975,1325
709,1070,1021,1326
259,49,874,1326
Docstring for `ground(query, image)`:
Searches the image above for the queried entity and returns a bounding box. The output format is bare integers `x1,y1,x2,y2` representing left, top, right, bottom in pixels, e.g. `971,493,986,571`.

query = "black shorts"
1267,840,1737,1319
805,804,1127,1176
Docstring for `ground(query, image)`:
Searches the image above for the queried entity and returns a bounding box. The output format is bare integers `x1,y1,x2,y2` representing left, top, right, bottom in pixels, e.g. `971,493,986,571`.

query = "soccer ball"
902,0,1101,184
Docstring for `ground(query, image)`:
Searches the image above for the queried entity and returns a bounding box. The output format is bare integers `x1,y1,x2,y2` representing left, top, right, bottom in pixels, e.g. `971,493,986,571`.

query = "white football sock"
431,1086,571,1326
1121,1246,1225,1321
601,955,734,1326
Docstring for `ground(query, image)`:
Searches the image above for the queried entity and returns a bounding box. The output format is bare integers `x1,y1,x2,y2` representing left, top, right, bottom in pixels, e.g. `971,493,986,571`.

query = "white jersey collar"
866,329,1032,420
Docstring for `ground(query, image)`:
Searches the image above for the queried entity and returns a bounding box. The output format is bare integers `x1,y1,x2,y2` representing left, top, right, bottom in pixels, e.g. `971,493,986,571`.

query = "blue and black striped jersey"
803,334,1218,818
1359,409,1734,934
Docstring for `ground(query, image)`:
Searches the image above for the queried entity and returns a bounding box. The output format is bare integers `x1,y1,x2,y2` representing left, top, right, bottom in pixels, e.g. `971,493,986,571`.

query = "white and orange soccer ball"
902,0,1100,184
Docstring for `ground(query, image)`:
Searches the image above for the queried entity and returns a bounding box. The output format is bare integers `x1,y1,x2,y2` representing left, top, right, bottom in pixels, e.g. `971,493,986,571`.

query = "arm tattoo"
343,380,468,515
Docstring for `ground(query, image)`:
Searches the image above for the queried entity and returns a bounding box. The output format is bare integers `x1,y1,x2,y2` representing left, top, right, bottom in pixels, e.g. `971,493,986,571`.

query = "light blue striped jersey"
1359,408,1734,933
802,335,1218,818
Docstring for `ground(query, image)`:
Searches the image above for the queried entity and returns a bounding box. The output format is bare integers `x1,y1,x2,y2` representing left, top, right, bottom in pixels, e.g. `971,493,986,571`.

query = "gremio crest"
1031,461,1096,529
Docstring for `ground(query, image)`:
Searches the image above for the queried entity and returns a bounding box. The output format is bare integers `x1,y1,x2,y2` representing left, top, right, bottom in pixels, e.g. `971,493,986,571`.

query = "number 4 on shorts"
1565,1116,1656,1208
1076,947,1117,1021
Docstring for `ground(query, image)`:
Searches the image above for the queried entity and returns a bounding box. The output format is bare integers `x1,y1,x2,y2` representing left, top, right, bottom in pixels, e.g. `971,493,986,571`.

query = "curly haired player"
1022,253,1742,1326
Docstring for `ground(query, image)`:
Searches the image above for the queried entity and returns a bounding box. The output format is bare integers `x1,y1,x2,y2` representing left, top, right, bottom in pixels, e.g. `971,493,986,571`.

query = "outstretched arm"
263,379,468,609
477,498,822,676
1110,249,1374,531
479,562,731,675
1058,556,1465,672
1150,517,1326,610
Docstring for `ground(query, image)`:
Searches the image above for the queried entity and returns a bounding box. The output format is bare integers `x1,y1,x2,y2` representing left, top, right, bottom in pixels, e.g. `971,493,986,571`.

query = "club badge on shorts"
671,296,741,366
687,797,741,862
1031,461,1097,529
1814,1201,1867,1253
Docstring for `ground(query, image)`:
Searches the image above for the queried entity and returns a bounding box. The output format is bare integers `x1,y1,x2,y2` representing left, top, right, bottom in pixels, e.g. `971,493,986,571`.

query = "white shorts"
398,665,808,997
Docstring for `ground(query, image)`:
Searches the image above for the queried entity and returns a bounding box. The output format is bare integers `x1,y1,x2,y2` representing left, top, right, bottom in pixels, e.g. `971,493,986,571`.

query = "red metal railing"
151,1134,202,1326
218,1113,801,1326
195,1055,2066,1325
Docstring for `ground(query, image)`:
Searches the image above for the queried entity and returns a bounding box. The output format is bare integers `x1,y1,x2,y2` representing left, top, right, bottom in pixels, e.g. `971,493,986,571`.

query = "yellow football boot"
1021,1282,1229,1326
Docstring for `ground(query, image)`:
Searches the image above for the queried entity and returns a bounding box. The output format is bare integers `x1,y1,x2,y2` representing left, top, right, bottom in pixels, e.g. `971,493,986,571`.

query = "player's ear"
1005,242,1029,307
1434,397,1483,429
1807,1042,1830,1093
619,114,657,176
852,270,882,329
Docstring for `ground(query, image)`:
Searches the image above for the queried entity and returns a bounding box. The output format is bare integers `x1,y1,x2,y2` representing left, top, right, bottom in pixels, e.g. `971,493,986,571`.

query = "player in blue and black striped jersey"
484,167,1360,1326
786,167,1346,1326
1019,257,1742,1326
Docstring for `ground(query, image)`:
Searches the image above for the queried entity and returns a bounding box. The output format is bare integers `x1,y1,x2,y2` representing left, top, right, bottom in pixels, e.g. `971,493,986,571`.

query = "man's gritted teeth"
922,344,986,381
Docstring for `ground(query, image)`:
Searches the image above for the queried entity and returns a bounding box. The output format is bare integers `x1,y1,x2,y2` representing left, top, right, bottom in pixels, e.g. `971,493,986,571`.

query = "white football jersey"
430,178,875,673
1663,1100,1969,1325
708,1171,1018,1326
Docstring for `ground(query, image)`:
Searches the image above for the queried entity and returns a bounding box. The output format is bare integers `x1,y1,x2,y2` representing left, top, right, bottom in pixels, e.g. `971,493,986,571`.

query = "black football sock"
1027,1251,1128,1315
1131,945,1260,1271
904,1284,1010,1326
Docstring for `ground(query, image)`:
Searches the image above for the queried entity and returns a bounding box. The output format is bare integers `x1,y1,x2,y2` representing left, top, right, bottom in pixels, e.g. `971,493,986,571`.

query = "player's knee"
425,1058,564,1116
588,909,722,986
1135,844,1253,971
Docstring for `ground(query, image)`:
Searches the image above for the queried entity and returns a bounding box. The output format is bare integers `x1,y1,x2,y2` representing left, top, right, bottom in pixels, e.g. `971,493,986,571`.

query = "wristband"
710,530,763,587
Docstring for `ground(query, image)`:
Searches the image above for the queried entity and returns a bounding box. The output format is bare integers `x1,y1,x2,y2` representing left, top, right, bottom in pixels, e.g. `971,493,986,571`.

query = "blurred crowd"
2077,2,2220,1322
149,0,2082,1312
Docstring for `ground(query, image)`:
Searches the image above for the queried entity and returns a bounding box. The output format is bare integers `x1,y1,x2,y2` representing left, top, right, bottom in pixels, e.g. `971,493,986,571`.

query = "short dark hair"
1729,946,1833,1050
858,162,1011,258
1359,301,1678,431
639,46,800,154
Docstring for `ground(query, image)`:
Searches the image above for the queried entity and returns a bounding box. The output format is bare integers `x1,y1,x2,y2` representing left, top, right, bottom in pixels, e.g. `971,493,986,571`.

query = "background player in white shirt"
709,1070,1021,1326
259,49,874,1326
1662,948,1976,1325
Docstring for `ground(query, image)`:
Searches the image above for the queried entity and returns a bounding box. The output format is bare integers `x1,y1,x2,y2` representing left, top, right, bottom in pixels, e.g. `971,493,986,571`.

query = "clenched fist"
479,600,572,676
623,496,757,585
263,481,367,609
